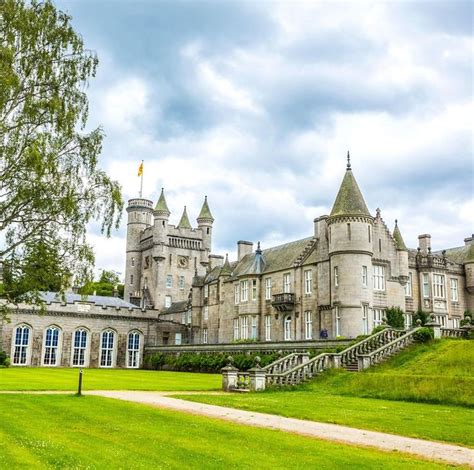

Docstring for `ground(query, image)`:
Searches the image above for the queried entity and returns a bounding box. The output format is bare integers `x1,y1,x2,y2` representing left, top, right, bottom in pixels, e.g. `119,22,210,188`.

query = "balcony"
272,293,295,312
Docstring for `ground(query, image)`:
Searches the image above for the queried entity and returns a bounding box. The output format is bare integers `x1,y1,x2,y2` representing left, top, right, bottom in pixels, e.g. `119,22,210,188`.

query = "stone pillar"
221,356,238,392
248,356,266,392
358,355,371,370
426,315,441,339
329,354,341,369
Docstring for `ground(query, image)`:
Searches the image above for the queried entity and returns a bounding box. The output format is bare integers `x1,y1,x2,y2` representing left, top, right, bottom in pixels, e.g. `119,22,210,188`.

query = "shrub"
413,327,434,343
371,325,387,335
413,310,429,326
385,306,405,329
0,350,8,366
461,310,472,327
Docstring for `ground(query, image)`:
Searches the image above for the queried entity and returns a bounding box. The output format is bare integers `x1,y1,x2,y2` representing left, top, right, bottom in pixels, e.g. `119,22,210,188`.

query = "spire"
256,241,262,255
220,253,232,276
393,219,407,251
330,154,371,218
178,206,192,229
154,188,170,216
197,195,214,224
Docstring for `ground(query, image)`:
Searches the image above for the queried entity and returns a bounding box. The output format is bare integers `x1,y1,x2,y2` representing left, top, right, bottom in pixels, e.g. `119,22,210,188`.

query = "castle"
126,156,474,344
1,156,473,367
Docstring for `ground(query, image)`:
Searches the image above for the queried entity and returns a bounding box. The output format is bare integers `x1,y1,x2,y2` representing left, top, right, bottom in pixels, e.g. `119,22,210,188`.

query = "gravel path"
87,390,474,467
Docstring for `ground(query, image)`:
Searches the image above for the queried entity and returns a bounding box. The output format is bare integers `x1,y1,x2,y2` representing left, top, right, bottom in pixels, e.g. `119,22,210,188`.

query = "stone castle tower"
124,190,214,309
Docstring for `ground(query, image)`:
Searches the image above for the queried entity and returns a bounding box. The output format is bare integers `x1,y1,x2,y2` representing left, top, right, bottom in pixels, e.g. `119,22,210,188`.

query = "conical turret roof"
393,220,407,251
154,188,170,215
197,196,214,223
178,206,192,229
330,153,371,218
220,253,232,276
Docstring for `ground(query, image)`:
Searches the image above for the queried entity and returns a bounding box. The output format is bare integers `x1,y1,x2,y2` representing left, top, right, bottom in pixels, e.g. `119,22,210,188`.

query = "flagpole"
139,160,143,198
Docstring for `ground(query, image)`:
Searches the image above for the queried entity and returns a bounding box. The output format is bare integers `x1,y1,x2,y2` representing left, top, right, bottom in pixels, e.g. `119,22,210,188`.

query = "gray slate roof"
162,300,189,314
41,291,137,308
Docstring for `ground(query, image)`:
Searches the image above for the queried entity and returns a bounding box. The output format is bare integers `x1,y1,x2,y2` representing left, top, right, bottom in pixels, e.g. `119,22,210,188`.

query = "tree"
0,0,123,314
384,306,405,329
79,270,124,298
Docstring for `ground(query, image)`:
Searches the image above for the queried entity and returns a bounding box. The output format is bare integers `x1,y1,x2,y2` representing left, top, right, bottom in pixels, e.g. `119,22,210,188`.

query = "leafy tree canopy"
79,270,124,299
0,0,123,314
385,306,405,329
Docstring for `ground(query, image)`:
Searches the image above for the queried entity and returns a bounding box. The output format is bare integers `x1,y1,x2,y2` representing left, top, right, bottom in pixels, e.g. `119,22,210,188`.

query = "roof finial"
346,150,351,170
256,241,262,255
395,218,398,226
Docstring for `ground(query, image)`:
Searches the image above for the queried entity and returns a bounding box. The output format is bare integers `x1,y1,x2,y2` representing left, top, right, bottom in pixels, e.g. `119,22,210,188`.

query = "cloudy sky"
57,0,473,279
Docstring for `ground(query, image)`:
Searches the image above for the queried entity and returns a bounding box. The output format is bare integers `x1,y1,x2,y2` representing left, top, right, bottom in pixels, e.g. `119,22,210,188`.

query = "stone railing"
339,328,404,367
441,328,467,338
262,352,309,375
357,327,422,370
235,372,250,391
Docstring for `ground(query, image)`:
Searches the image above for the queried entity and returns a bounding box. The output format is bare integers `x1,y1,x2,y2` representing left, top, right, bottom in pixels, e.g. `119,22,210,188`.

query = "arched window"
43,326,60,366
284,315,292,341
72,329,88,367
127,331,141,368
100,330,115,368
13,325,30,365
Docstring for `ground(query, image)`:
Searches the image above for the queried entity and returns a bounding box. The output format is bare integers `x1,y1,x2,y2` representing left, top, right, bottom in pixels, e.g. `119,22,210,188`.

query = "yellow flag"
137,161,143,177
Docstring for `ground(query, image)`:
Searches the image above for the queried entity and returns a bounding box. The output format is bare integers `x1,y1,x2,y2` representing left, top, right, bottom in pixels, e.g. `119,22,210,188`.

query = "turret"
393,219,409,285
197,196,214,261
327,152,374,338
124,197,154,303
177,206,192,230
153,188,170,244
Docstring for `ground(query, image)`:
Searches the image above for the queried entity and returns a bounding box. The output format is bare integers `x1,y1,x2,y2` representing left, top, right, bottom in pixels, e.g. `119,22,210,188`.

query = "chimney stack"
418,234,431,253
464,234,474,246
237,240,253,261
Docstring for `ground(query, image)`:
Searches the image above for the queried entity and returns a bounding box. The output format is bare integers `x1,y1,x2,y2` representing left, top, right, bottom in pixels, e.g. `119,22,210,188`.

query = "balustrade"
441,328,466,338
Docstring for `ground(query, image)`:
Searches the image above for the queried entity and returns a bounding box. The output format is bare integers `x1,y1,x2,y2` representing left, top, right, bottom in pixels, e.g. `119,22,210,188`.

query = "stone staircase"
223,327,421,391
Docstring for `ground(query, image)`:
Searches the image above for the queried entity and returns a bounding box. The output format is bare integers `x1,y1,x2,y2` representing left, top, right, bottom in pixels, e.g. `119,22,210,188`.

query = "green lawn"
176,340,474,447
0,368,220,391
0,394,457,469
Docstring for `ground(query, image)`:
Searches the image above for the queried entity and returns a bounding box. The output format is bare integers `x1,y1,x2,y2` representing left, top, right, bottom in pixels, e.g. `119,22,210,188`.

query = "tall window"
304,311,312,339
127,331,140,368
404,313,413,329
450,278,459,302
373,309,383,327
283,273,291,293
202,328,208,344
241,280,249,302
405,272,413,297
373,265,385,291
335,306,341,337
368,226,371,243
265,278,272,300
362,266,368,287
252,280,257,301
432,274,445,298
284,315,292,341
100,330,115,367
347,223,351,240
165,295,172,308
435,315,447,327
175,333,182,345
179,276,185,290
265,315,271,341
43,326,60,366
422,273,430,298
72,329,87,367
131,257,135,267
251,316,257,339
130,274,134,285
334,266,339,287
304,270,312,295
13,325,30,365
203,306,209,321
204,284,209,298
453,317,460,328
233,319,239,340
166,274,173,288
241,316,248,340
234,284,240,305
362,305,369,335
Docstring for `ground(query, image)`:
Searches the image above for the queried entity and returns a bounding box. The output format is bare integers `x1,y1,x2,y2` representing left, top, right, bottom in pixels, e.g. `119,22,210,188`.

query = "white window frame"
71,328,88,367
404,313,413,329
234,284,240,305
284,315,292,341
265,278,272,300
203,305,209,321
450,278,459,302
304,311,312,340
432,274,445,298
240,280,249,302
422,273,430,298
165,295,172,308
373,309,384,328
127,331,141,368
175,332,182,345
166,274,173,289
252,279,257,301
179,276,185,290
233,318,239,340
241,316,248,340
265,315,271,341
373,265,385,291
405,272,413,297
12,325,31,366
251,316,257,339
283,273,291,293
100,329,115,368
362,266,368,287
43,326,61,367
452,317,460,329
335,306,341,337
202,328,208,344
436,315,447,327
362,305,369,335
334,266,339,287
304,270,312,295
